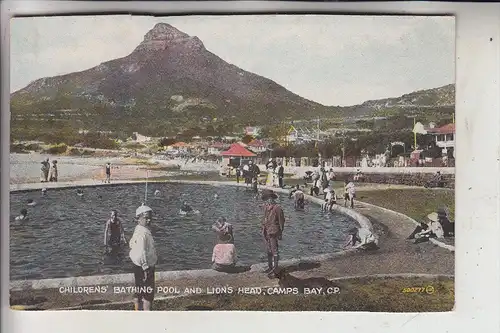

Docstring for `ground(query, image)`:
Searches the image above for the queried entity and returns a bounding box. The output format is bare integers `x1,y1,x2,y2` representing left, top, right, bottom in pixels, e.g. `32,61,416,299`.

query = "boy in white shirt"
322,188,336,212
129,204,157,311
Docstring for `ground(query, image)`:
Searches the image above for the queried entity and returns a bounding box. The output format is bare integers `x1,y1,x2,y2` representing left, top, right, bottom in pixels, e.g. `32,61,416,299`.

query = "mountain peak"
135,23,204,52
145,23,189,42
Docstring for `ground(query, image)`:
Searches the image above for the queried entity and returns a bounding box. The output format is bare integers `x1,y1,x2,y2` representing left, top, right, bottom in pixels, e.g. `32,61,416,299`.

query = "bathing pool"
10,183,358,280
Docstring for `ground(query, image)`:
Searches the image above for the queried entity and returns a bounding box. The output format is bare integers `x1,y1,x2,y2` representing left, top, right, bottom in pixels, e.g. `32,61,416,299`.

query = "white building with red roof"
426,123,455,152
208,142,228,155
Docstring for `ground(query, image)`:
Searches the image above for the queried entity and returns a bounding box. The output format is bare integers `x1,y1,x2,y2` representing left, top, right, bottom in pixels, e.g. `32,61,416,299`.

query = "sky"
10,15,454,106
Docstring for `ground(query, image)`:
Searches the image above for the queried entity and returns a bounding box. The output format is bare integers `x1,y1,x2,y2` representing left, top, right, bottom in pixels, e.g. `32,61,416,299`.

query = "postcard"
9,14,455,312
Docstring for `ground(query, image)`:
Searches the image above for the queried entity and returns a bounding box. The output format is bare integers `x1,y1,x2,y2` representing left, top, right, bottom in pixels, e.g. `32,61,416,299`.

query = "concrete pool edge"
8,180,377,291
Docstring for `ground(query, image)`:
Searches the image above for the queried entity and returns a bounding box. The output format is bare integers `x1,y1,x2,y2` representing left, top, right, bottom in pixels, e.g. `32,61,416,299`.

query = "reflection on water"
10,183,357,280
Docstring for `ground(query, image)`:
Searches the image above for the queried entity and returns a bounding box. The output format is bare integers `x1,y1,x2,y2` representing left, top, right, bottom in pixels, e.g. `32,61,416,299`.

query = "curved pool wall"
9,180,374,291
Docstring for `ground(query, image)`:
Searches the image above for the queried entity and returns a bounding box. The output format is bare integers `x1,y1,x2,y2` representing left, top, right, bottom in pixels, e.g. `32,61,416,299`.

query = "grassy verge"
78,276,454,312
356,188,455,221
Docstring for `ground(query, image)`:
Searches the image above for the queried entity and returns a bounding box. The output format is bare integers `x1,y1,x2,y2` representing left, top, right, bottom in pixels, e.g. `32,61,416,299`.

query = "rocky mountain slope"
360,84,455,110
11,23,326,134
336,84,455,119
10,23,454,137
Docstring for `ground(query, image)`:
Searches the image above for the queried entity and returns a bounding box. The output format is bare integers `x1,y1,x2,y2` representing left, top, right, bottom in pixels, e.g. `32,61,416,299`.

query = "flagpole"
413,117,417,150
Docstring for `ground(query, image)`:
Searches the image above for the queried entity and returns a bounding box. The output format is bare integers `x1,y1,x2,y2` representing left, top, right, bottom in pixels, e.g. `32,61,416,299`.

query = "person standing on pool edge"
105,163,111,183
261,189,285,278
129,204,157,311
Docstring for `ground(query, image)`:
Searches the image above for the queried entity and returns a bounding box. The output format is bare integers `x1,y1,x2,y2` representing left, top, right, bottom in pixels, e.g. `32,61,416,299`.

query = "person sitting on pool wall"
261,189,285,278
212,233,237,273
322,188,336,212
129,204,157,311
343,227,379,251
104,210,127,251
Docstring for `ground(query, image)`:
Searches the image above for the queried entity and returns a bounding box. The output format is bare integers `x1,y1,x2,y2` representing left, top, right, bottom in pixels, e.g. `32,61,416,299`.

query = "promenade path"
8,180,454,310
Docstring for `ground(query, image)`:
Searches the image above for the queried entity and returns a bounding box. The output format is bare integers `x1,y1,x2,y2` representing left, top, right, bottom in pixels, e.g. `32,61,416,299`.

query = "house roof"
247,139,265,147
427,123,455,135
220,143,256,157
237,141,248,147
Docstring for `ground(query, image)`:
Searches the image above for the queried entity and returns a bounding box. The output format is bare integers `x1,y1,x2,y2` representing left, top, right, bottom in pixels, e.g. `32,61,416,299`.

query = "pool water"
10,183,357,280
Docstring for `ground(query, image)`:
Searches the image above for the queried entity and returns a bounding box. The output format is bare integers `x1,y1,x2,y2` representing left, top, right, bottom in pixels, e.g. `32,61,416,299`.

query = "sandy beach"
9,153,217,184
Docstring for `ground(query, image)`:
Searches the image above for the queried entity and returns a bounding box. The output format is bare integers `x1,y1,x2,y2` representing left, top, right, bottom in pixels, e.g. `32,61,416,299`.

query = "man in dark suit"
261,189,285,278
277,162,284,188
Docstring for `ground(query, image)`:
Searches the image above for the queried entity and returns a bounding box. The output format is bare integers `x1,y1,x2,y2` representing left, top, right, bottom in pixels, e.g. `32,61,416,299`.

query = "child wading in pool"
104,210,127,251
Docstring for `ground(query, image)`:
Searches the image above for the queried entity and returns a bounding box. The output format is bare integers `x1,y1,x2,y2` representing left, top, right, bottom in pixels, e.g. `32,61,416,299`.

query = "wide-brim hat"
261,189,278,201
136,204,153,217
427,212,439,222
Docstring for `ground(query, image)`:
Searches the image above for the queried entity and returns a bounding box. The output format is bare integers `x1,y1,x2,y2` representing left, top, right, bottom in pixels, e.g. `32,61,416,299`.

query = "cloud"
10,15,454,106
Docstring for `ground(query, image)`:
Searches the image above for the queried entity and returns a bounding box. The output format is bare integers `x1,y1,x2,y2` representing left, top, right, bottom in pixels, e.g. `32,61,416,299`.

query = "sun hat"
427,212,439,222
136,203,153,217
